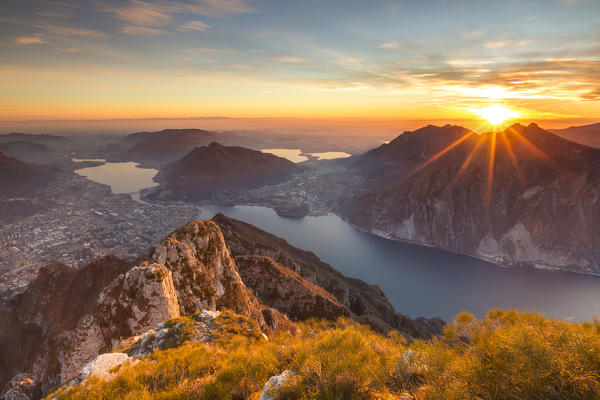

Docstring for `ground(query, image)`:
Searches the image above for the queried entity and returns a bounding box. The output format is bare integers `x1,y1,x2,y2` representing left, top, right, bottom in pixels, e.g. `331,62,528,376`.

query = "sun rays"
395,122,562,219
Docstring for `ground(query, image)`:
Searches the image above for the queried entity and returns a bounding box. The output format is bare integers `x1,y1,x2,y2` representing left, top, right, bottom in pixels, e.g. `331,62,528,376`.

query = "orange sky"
0,0,598,133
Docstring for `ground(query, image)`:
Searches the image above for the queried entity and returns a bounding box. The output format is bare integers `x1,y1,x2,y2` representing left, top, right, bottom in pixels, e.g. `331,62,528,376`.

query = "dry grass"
49,310,600,400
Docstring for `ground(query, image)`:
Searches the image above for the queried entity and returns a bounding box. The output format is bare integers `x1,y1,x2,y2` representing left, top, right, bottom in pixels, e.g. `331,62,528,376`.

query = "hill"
147,142,299,201
106,129,242,165
344,123,600,274
551,122,600,149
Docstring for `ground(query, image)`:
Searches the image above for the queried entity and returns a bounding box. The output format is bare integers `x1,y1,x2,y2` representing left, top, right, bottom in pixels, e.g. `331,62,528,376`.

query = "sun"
472,105,521,125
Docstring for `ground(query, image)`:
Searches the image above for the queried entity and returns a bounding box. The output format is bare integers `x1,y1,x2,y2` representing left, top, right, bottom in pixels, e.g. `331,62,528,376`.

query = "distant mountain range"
0,133,67,145
0,150,57,225
343,123,600,274
147,142,299,201
105,129,242,165
550,122,600,149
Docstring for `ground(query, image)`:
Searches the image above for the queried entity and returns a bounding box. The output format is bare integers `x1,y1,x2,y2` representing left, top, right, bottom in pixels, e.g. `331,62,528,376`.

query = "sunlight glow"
473,105,521,125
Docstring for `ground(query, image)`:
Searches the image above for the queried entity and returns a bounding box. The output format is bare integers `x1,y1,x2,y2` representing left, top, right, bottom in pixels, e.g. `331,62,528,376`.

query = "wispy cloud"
484,40,513,49
14,36,49,45
462,29,487,38
36,24,107,38
379,41,400,50
100,0,254,27
100,0,174,26
119,26,165,36
177,20,210,32
273,55,308,63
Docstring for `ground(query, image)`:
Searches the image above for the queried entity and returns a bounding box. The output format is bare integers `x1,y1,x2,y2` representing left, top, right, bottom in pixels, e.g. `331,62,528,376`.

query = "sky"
0,0,599,133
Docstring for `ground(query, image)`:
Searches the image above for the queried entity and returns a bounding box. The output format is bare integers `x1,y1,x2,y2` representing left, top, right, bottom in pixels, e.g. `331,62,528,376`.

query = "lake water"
261,149,351,162
73,163,600,322
74,159,158,194
197,205,600,322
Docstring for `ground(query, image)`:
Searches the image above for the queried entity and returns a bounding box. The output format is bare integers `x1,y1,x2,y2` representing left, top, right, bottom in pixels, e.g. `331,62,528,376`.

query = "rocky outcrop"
0,221,292,398
213,213,445,338
95,262,180,348
345,123,600,274
1,217,443,398
236,255,350,321
148,220,280,329
258,370,295,400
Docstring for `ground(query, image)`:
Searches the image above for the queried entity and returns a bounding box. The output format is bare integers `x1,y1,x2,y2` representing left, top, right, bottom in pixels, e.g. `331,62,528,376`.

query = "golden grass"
49,310,600,400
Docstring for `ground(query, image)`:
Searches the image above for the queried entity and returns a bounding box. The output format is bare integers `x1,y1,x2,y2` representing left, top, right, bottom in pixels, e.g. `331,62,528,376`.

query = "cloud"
119,26,165,36
37,9,74,18
462,29,486,38
14,36,49,45
100,0,254,28
101,0,174,26
36,25,107,38
273,56,308,63
379,41,400,50
177,20,210,31
484,40,513,49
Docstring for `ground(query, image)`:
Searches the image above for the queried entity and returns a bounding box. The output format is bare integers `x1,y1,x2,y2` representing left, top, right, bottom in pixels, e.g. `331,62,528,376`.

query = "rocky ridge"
1,217,442,399
344,123,600,274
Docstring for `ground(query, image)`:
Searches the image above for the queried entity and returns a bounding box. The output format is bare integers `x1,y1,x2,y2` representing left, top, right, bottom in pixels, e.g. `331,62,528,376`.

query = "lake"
261,149,352,162
73,162,600,322
197,205,600,322
74,159,158,194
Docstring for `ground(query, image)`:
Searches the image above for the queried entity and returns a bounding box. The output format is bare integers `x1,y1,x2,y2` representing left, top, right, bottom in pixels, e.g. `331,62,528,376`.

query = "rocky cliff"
213,213,444,337
1,218,441,399
344,123,600,274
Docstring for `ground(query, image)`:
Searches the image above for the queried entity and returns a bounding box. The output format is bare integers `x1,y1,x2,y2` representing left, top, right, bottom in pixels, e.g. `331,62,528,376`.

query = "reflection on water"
262,149,352,162
199,204,600,321
310,151,351,160
261,149,308,163
74,160,158,194
72,158,106,162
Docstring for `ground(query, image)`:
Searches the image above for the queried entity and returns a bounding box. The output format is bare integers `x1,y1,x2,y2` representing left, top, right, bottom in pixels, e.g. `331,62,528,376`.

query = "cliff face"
1,217,445,399
344,123,600,274
212,213,444,337
0,221,288,397
147,142,299,201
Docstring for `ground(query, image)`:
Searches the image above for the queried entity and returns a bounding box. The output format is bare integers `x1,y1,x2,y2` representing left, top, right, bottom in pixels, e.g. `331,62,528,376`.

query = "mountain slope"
1,217,442,398
344,123,600,273
147,142,299,201
551,122,600,149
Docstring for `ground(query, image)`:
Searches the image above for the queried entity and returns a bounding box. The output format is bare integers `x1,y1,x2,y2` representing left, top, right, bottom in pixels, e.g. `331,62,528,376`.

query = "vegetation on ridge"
49,309,600,400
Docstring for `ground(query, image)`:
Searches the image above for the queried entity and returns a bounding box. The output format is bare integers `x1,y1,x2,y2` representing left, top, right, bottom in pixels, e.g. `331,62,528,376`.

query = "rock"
259,370,295,400
149,220,289,332
117,310,221,357
235,255,350,321
214,213,445,338
78,353,130,382
345,123,600,274
96,262,180,346
1,374,37,400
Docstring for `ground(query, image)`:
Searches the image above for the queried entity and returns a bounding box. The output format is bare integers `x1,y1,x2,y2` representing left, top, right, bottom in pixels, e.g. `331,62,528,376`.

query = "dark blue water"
199,205,600,322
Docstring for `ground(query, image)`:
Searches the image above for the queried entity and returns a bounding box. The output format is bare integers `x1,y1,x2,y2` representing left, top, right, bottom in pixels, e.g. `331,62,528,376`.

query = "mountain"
343,123,600,274
147,142,300,201
0,133,67,145
0,216,443,398
551,122,600,149
0,149,25,173
213,213,443,336
0,141,52,163
0,150,56,225
106,129,240,164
